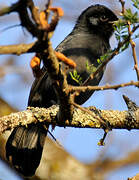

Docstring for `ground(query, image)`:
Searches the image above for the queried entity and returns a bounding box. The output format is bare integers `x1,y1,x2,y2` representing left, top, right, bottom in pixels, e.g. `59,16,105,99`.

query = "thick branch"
0,104,139,134
0,42,35,55
0,41,50,55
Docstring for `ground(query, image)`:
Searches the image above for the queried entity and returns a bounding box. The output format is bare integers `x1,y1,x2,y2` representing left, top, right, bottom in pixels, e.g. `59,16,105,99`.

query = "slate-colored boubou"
6,4,118,176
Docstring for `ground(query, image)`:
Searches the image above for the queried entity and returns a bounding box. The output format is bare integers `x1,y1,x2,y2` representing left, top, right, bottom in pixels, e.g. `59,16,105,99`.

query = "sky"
0,0,139,179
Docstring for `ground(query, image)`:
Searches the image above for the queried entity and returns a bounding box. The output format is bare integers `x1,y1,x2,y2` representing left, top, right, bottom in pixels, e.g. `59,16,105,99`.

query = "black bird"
6,4,118,176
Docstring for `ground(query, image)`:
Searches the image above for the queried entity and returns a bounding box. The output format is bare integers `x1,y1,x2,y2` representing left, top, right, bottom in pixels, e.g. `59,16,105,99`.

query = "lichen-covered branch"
0,101,139,134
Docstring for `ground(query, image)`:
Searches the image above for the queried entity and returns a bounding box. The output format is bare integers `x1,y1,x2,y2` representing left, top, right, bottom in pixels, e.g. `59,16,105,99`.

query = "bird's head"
75,4,118,39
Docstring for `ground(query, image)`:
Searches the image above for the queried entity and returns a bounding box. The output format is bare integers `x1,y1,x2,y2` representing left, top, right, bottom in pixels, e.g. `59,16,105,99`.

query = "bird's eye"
100,15,109,22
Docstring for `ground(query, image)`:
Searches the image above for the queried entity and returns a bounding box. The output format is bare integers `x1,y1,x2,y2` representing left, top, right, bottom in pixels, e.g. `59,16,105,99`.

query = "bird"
6,4,118,176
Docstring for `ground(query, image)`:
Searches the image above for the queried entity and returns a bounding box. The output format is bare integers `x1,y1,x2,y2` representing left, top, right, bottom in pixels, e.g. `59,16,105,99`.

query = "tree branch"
0,95,139,134
0,42,36,55
127,21,139,81
69,80,139,93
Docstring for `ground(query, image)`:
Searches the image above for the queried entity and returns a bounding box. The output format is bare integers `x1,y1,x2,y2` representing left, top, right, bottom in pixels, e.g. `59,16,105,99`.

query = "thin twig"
127,21,139,81
119,0,125,14
72,102,110,130
69,80,139,93
0,2,19,16
119,0,139,81
28,0,40,26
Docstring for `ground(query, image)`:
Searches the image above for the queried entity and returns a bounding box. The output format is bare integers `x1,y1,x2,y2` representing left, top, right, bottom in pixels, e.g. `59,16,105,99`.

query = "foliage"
132,0,139,9
69,70,82,85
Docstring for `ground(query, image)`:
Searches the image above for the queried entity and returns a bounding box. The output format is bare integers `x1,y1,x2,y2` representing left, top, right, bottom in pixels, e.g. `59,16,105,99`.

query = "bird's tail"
6,124,47,176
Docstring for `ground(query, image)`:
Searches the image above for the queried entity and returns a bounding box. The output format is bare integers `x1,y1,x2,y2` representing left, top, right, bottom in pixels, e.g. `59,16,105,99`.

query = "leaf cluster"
114,1,139,52
114,22,130,52
69,70,82,85
86,61,97,74
124,8,138,24
132,0,139,9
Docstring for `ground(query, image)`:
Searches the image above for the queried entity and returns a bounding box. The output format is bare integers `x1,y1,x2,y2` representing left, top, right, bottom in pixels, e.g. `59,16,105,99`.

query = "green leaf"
134,33,139,39
86,61,97,74
124,8,138,23
120,41,130,52
97,58,101,64
69,70,82,85
131,0,139,9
